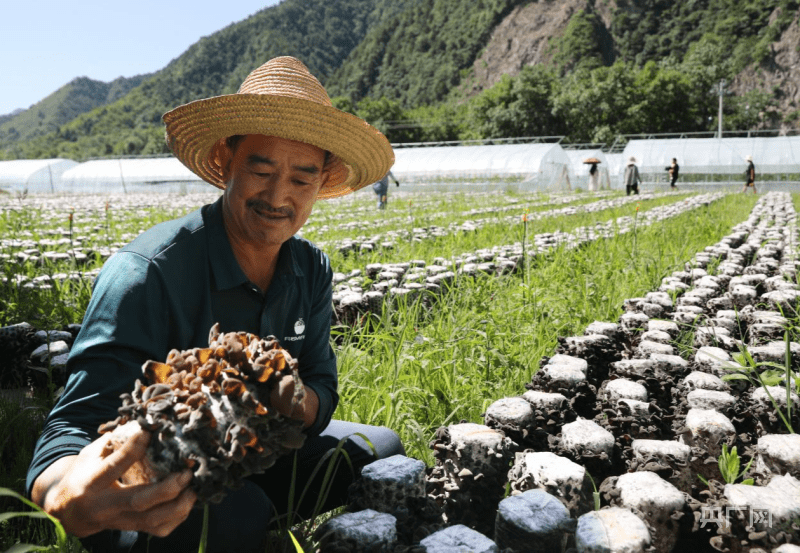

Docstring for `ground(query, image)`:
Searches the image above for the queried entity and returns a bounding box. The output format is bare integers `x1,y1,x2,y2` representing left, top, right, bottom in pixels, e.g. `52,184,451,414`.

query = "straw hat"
746,155,753,162
628,156,636,164
163,57,394,199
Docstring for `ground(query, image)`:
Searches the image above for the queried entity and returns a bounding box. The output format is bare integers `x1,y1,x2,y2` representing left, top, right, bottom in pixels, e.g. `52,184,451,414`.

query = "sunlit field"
5,185,793,550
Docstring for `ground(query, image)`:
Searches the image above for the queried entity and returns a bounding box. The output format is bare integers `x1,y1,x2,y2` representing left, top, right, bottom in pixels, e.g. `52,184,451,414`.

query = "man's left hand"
270,375,318,429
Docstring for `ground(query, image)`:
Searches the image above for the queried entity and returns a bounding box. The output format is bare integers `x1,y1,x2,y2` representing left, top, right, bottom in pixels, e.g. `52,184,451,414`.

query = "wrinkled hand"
37,429,196,538
270,374,319,429
270,374,306,420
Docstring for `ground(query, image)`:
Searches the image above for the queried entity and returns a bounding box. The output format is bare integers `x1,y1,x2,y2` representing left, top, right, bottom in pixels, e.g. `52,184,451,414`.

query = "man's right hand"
32,429,197,538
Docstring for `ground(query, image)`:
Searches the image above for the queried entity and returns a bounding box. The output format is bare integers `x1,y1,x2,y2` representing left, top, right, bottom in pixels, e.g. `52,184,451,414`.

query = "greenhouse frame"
621,136,800,190
6,135,800,196
59,157,207,194
0,159,79,194
391,142,574,192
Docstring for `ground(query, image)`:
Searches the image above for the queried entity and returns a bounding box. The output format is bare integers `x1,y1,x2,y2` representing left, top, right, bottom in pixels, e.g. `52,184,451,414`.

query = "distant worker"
583,157,601,191
588,162,600,191
665,158,679,190
742,155,756,194
624,156,641,196
372,170,400,209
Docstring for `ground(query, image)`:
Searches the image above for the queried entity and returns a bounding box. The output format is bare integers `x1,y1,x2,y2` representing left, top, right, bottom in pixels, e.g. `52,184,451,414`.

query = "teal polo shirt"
27,196,337,495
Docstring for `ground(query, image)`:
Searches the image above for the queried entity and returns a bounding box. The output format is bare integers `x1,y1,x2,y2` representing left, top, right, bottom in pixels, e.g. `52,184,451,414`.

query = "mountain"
0,0,388,160
0,75,150,145
324,0,521,107
0,109,24,126
730,6,800,126
465,0,800,134
2,0,799,160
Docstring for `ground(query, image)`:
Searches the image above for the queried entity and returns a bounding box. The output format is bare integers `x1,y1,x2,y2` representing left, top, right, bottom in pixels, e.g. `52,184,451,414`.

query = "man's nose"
261,174,294,205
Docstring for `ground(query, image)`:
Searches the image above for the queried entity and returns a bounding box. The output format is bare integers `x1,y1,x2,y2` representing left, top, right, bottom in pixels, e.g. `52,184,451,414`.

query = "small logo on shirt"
285,318,306,342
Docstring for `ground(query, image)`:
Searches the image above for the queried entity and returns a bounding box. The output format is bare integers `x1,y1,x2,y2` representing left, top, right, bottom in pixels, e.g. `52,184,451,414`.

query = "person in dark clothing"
624,156,641,195
742,155,756,194
27,56,405,553
372,170,400,209
665,158,679,189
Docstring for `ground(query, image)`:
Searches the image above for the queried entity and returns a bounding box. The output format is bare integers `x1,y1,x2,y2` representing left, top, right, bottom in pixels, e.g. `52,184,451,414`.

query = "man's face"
221,135,329,250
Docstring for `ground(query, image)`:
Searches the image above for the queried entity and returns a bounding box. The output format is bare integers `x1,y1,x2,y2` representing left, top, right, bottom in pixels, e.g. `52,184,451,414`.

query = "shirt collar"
206,196,304,292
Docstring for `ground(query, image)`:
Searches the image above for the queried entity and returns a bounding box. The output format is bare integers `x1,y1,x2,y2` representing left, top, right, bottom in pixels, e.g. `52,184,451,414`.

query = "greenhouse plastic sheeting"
0,159,79,193
604,153,626,189
564,149,611,191
622,136,800,175
60,157,206,194
391,143,573,191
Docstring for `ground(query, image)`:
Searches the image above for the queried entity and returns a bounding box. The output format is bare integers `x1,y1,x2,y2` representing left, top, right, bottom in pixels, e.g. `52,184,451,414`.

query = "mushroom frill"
98,323,307,504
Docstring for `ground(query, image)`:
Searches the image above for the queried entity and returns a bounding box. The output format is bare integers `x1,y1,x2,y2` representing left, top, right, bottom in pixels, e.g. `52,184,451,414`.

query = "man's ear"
211,139,234,183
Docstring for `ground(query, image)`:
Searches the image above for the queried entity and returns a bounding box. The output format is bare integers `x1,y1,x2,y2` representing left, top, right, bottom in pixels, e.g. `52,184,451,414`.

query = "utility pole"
718,79,726,138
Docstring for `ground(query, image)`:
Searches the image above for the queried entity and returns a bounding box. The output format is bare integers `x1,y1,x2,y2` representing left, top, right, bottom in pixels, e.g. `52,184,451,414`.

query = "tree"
355,96,417,143
726,89,780,130
680,33,735,131
627,61,696,133
468,65,563,139
550,9,606,75
553,63,638,143
406,102,470,143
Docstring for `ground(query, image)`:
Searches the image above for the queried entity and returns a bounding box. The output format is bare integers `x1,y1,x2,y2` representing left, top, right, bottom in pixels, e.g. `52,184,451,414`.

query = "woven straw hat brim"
164,94,394,199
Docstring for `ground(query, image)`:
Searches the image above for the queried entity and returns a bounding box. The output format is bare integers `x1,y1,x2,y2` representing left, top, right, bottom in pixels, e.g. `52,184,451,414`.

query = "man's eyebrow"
247,154,275,166
246,154,321,175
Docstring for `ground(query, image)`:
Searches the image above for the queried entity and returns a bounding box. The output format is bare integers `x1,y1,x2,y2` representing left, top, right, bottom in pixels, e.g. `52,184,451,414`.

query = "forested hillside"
2,0,799,161
0,75,149,145
324,0,519,107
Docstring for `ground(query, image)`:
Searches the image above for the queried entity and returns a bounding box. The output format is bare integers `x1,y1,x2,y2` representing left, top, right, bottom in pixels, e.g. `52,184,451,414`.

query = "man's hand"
33,429,196,538
270,375,319,429
395,180,400,187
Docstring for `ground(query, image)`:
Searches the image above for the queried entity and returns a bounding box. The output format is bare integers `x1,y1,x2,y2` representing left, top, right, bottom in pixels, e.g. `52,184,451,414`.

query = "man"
27,57,404,552
624,156,641,196
666,157,679,189
372,170,400,209
742,154,756,194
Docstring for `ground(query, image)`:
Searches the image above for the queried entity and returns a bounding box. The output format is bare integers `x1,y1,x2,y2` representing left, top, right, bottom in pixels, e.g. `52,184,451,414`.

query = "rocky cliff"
731,7,800,129
469,0,590,92
470,0,799,130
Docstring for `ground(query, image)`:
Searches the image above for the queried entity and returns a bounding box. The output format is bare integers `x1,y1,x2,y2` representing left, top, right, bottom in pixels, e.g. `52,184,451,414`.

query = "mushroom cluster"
98,323,306,503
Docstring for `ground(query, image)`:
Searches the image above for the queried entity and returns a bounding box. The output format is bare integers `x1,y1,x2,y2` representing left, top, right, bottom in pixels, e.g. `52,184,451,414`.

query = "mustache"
247,199,293,217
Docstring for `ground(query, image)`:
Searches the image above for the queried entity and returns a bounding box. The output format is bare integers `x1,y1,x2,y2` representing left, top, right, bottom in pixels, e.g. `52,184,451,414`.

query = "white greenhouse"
60,157,206,194
563,149,612,191
621,136,800,189
0,159,79,194
391,143,574,191
604,153,626,189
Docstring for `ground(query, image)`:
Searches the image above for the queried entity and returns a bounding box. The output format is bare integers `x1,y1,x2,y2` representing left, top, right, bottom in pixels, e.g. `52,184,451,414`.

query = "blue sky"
1,0,282,116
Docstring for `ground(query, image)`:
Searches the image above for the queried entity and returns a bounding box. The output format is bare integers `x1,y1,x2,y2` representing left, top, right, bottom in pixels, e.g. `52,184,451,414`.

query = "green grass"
323,192,695,273
333,192,758,463
0,189,766,550
0,393,85,551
